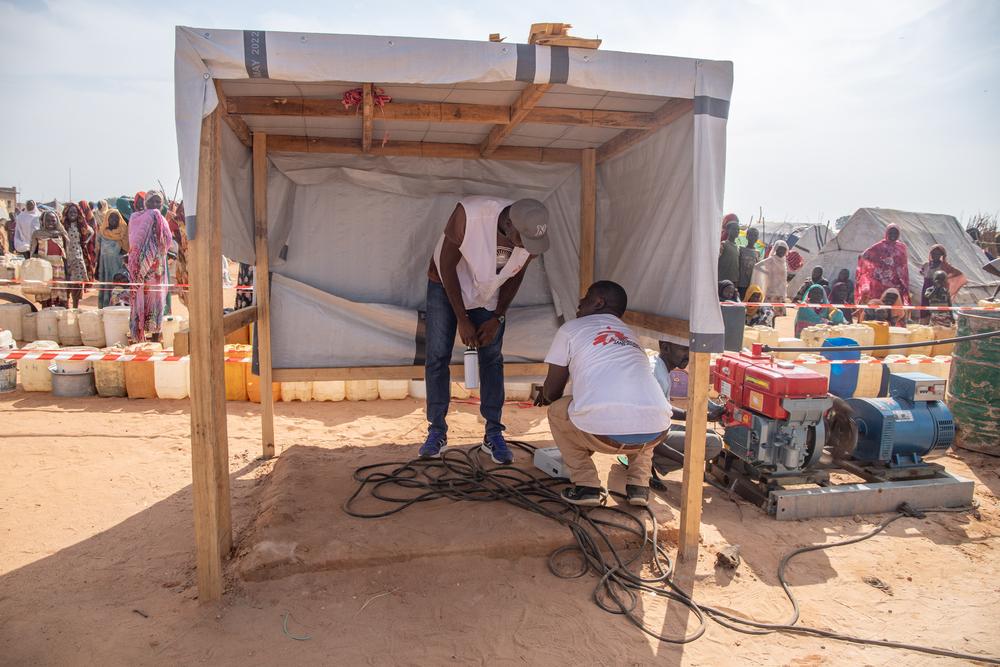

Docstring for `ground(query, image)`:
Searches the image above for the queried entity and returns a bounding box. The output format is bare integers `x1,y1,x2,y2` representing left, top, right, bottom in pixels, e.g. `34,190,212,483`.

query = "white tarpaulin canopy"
174,27,734,367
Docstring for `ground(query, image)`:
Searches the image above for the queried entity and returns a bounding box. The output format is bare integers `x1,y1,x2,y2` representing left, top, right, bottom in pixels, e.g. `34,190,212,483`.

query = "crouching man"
534,281,669,507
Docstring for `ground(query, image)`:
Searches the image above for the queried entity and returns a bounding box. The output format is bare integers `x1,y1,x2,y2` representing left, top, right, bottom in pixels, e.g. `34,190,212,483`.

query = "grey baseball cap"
509,199,550,255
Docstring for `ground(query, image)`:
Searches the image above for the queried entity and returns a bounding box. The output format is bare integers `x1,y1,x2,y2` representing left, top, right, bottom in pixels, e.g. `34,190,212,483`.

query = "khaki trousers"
547,396,658,489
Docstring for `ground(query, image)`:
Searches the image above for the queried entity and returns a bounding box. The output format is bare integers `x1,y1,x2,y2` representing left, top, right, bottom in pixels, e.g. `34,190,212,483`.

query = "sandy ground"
1,390,999,666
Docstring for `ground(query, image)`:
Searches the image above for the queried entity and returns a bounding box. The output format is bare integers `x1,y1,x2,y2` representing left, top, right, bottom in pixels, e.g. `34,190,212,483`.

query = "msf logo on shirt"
592,327,641,351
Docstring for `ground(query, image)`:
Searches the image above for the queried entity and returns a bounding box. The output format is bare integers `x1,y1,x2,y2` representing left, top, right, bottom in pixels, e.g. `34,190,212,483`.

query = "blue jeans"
424,280,506,436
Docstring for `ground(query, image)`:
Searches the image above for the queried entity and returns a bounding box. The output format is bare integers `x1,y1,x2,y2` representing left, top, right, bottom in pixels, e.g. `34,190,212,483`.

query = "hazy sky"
1,0,997,224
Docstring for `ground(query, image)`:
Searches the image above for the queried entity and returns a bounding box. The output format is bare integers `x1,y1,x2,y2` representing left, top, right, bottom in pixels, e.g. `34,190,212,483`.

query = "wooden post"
253,132,275,459
678,350,711,561
579,147,596,297
189,108,232,602
361,83,374,153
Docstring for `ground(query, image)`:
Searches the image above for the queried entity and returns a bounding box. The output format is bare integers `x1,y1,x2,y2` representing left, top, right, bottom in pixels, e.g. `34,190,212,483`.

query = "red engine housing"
713,350,829,421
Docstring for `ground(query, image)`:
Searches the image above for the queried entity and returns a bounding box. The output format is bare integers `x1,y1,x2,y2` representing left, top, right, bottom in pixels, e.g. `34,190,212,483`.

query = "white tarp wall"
175,27,734,365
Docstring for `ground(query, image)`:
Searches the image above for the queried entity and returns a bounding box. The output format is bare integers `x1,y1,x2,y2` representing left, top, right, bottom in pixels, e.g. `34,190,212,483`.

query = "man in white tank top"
419,197,550,464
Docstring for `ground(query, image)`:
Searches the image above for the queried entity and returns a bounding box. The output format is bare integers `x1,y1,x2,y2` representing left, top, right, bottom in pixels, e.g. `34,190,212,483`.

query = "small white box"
533,447,569,479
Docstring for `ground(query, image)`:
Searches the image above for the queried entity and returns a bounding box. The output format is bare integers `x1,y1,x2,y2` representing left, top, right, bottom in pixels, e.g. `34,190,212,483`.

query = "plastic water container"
19,340,60,392
930,325,957,356
224,344,251,401
154,356,190,399
21,312,38,343
95,346,127,398
346,379,379,401
20,258,52,300
53,346,98,374
796,353,831,381
312,381,346,402
37,307,64,343
830,324,875,348
377,379,409,400
124,342,161,399
0,330,16,393
860,321,889,358
0,303,29,341
774,337,803,361
409,379,427,399
742,325,779,350
281,382,313,402
800,325,833,349
102,306,131,347
905,324,935,356
161,315,186,350
246,367,282,403
884,354,911,375
774,314,795,339
905,355,950,381
57,309,83,346
854,355,883,397
78,310,106,348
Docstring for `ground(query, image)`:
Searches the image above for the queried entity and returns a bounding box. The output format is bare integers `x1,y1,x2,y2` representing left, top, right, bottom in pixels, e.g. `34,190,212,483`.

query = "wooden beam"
253,132,276,460
189,108,232,603
213,80,252,147
678,351,711,562
226,96,659,130
267,135,581,163
223,305,257,335
361,83,374,153
597,98,693,163
272,363,549,383
579,148,596,297
480,83,552,157
621,310,690,340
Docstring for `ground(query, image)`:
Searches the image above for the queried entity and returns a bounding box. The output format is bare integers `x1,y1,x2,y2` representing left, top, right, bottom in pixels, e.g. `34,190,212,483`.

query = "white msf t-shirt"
544,313,671,436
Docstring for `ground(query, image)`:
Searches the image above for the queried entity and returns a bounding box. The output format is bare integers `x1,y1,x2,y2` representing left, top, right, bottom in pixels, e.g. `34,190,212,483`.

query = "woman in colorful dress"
97,209,129,308
78,200,98,281
29,210,70,308
794,283,845,336
856,224,910,305
127,191,173,342
61,202,92,309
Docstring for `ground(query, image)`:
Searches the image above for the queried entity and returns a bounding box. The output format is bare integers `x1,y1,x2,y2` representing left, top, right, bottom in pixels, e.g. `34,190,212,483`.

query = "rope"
344,443,998,663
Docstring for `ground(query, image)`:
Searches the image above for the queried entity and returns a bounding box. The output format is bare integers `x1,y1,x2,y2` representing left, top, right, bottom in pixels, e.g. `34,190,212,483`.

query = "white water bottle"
464,347,479,389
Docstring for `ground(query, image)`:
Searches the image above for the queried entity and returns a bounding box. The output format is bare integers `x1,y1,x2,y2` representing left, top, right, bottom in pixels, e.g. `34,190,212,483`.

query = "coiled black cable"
343,442,998,663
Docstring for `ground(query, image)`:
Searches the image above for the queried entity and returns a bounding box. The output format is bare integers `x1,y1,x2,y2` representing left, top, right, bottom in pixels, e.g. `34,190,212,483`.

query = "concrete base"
236,442,673,582
771,471,975,521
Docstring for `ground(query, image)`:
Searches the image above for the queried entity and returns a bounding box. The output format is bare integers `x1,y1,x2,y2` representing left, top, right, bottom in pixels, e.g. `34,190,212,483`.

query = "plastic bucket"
0,303,29,341
57,309,83,346
281,382,313,402
21,312,38,343
53,346,99,374
312,381,346,402
95,346,127,398
821,337,860,398
0,331,16,393
124,342,161,399
37,307,64,343
78,310,106,348
102,306,131,347
346,380,379,401
377,379,408,400
154,356,190,399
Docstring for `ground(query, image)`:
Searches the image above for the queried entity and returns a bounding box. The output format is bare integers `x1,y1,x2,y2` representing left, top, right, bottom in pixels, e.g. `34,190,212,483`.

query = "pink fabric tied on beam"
342,86,394,147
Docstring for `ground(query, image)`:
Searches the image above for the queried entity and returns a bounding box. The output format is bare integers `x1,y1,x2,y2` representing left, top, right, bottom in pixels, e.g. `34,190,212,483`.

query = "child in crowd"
109,270,131,307
924,270,955,326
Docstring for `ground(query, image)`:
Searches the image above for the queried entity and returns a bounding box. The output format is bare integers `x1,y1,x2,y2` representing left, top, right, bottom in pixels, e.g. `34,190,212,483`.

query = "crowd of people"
5,191,187,344
717,215,966,333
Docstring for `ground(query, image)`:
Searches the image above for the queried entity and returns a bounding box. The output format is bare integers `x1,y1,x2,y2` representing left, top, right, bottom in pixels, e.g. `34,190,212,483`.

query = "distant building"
0,187,16,215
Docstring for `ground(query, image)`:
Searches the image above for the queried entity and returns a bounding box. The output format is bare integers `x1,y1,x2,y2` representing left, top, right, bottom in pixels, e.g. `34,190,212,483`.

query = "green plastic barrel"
946,308,1000,453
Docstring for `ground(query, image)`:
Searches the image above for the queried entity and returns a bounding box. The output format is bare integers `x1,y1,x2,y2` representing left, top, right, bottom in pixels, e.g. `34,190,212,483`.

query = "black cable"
762,327,1000,354
343,444,998,663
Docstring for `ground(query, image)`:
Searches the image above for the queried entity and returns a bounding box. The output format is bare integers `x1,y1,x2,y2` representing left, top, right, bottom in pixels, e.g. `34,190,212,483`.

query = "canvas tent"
173,26,733,601
789,208,999,303
753,221,832,264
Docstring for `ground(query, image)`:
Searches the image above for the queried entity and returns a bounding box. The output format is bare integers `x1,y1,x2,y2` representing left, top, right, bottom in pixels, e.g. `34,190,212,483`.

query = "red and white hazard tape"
782,356,950,365
0,350,250,364
722,301,997,311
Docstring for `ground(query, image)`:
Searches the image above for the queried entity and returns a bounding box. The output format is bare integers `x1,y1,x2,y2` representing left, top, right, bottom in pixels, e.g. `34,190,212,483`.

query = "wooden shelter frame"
187,80,711,602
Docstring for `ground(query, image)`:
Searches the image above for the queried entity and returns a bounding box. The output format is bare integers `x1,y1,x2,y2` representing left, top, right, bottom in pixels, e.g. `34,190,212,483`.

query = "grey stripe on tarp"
690,332,725,352
185,214,198,241
515,43,535,82
693,96,729,119
243,30,269,79
549,46,569,83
